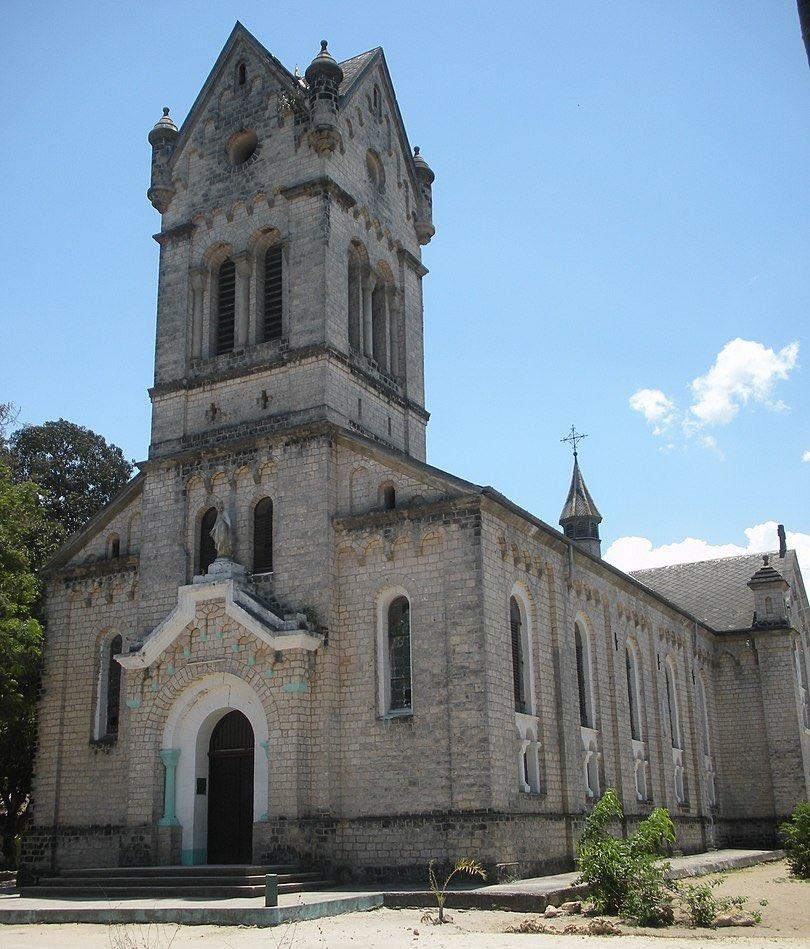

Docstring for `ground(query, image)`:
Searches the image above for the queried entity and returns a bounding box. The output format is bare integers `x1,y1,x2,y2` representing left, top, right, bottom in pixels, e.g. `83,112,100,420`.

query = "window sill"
89,735,118,748
252,570,274,579
379,709,413,722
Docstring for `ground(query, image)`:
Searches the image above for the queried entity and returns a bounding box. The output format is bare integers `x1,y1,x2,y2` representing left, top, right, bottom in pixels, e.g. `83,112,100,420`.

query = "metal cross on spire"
561,425,588,457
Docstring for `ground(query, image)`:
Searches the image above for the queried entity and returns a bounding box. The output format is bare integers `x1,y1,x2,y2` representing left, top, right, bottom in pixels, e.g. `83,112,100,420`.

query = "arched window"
385,596,411,713
263,244,283,342
575,623,594,728
253,497,273,573
381,484,396,510
237,62,247,86
510,597,527,713
95,633,122,740
371,282,388,366
625,642,642,741
794,640,810,729
216,258,236,355
372,84,382,118
765,595,774,615
366,149,385,193
665,658,682,749
108,533,120,560
696,673,711,756
105,634,122,735
199,506,218,574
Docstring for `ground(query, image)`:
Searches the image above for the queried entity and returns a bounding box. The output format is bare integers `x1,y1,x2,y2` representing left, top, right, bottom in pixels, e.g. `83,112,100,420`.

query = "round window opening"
227,129,258,166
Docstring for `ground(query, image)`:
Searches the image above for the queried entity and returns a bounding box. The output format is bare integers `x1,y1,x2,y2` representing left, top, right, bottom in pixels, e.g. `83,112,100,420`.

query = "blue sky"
2,2,808,570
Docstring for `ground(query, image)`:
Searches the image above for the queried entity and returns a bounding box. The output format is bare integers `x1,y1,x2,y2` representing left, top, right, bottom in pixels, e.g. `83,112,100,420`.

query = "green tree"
0,459,46,867
9,419,133,542
576,788,676,926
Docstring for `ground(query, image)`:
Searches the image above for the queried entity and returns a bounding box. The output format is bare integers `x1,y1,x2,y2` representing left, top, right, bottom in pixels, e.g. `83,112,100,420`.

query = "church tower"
146,25,435,462
559,452,603,558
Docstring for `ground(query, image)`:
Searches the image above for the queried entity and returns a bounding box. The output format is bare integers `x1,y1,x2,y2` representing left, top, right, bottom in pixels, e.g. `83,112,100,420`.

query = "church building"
23,24,810,882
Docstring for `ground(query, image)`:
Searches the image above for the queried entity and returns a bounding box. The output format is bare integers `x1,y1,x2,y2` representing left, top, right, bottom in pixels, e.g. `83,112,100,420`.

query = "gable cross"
561,425,587,457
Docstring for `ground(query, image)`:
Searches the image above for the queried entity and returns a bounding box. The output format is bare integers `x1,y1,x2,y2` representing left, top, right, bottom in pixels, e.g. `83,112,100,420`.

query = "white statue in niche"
210,499,234,560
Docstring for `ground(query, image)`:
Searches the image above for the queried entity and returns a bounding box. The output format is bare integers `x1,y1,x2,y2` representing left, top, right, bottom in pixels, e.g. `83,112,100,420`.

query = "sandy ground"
1,859,807,948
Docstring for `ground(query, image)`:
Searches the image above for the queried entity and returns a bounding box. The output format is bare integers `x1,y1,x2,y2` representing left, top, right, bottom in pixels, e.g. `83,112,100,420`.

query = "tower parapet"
304,40,343,154
147,108,178,213
412,147,435,245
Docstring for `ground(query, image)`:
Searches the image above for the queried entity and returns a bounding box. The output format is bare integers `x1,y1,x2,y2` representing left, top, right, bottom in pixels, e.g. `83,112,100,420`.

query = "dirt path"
1,859,807,948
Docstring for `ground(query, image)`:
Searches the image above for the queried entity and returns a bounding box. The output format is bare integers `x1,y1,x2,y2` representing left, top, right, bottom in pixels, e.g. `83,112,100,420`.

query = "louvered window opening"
575,626,591,727
625,647,641,740
200,507,218,574
510,597,526,713
105,634,122,737
263,245,283,341
388,597,411,711
253,497,273,572
216,258,236,354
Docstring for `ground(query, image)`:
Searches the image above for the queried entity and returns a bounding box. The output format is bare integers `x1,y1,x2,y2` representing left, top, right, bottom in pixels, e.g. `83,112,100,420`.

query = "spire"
559,427,602,558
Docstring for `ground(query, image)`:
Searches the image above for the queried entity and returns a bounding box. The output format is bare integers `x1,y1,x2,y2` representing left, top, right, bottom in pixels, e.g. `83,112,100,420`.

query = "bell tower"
145,25,435,462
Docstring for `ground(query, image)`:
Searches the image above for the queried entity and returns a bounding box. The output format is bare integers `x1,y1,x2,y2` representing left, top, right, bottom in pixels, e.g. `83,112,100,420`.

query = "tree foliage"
780,801,810,879
9,419,133,541
0,459,46,866
576,788,676,926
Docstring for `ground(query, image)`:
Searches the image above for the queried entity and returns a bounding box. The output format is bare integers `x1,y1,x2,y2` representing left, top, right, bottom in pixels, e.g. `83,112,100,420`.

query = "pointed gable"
169,21,301,165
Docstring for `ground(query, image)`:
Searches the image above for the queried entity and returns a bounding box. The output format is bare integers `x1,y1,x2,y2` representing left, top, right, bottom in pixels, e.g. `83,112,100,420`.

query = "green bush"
576,788,676,926
677,879,749,927
779,801,810,879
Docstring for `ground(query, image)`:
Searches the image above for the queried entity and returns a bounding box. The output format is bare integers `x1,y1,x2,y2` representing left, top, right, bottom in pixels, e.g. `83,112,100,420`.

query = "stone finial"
304,38,344,84
148,106,178,145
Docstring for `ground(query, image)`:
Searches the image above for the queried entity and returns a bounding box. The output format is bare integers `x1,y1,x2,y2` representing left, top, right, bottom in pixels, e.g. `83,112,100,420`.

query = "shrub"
422,858,487,924
576,788,676,926
779,801,810,879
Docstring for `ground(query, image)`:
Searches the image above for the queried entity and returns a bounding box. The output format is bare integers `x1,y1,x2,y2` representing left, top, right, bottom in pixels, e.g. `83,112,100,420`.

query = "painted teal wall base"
181,848,207,866
158,817,181,827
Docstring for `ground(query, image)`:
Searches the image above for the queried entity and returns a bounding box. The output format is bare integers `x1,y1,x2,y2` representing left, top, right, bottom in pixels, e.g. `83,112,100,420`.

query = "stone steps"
21,864,334,900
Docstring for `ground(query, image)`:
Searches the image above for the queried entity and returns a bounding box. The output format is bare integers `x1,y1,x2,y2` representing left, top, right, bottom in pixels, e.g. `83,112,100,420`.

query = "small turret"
559,427,602,558
147,107,178,213
412,146,435,245
305,40,343,154
748,554,789,627
559,455,603,558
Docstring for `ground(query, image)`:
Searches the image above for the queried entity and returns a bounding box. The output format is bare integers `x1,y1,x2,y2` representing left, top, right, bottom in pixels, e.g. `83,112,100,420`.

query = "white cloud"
605,520,810,578
688,338,799,426
628,389,676,435
803,450,810,463
629,338,799,454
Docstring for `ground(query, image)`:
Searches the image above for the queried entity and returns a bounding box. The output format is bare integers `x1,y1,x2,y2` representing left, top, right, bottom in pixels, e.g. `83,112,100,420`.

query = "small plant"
421,857,486,925
779,801,810,879
677,879,758,928
576,787,675,926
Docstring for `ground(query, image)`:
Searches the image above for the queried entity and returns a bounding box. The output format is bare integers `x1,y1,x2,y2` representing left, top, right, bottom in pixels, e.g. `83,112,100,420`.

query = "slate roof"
631,551,784,632
559,457,602,524
338,49,379,95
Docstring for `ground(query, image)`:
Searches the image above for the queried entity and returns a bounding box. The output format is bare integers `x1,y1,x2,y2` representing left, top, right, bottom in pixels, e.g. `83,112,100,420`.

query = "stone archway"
162,673,270,866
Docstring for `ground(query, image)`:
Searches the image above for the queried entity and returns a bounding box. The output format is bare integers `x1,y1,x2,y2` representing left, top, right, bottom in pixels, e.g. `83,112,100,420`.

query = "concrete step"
36,871,324,888
20,879,334,900
58,864,296,878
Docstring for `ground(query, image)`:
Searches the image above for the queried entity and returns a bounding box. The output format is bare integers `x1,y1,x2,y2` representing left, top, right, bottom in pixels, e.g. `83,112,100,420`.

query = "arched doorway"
207,710,254,864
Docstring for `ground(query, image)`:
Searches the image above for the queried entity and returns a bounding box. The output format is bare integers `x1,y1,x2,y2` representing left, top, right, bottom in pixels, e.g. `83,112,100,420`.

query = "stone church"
24,24,810,881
